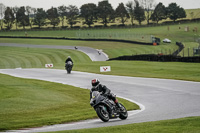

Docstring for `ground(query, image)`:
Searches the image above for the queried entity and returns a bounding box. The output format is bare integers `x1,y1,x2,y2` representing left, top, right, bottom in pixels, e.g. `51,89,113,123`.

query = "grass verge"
0,73,138,131
46,116,200,133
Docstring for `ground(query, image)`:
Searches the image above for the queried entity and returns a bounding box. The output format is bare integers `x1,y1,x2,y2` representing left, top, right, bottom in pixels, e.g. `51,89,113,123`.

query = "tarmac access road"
0,68,200,133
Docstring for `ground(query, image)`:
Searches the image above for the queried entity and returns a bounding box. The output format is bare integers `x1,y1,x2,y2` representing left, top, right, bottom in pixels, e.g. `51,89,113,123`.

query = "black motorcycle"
90,91,128,122
65,61,73,74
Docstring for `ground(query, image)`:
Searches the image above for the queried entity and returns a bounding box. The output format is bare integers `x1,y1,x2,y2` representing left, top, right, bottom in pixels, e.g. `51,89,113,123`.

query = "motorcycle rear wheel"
96,105,109,122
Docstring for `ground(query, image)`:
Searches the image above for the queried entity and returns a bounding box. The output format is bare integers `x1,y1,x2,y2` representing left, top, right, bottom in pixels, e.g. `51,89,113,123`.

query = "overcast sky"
0,0,199,9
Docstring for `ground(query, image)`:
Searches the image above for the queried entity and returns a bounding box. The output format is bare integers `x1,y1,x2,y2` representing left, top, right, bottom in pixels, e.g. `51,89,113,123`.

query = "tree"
167,3,186,22
4,7,15,30
134,0,145,25
140,0,155,24
80,3,97,27
34,8,46,28
26,6,35,29
178,7,187,19
58,5,67,27
0,3,6,30
126,1,135,26
66,5,79,28
16,6,29,29
115,3,129,25
97,0,115,27
47,7,60,28
151,2,166,24
12,6,19,30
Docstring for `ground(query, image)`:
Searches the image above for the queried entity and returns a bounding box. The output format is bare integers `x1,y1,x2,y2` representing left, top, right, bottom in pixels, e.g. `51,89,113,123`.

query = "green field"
1,22,199,57
1,22,200,43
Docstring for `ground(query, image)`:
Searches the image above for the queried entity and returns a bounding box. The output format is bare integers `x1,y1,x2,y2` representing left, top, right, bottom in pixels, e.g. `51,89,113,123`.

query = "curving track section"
0,43,108,61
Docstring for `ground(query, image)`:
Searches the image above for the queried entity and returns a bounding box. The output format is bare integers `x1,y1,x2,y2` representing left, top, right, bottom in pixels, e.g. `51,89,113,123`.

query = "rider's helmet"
91,78,100,89
68,56,71,59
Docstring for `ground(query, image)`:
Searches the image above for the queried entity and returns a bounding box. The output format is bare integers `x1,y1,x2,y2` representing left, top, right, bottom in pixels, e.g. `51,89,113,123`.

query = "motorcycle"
90,91,128,122
65,61,73,74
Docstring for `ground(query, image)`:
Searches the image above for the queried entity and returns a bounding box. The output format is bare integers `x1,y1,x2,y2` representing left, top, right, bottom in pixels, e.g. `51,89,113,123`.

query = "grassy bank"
0,38,179,59
0,46,92,68
73,61,200,82
0,73,138,131
0,46,200,82
0,22,199,43
1,21,200,57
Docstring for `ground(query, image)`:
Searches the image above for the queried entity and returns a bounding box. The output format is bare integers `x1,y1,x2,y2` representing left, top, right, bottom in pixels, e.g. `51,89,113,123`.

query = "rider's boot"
115,99,124,111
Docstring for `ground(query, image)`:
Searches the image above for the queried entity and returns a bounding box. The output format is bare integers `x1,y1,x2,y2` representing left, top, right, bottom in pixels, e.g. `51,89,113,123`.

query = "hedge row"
109,54,200,63
1,18,199,32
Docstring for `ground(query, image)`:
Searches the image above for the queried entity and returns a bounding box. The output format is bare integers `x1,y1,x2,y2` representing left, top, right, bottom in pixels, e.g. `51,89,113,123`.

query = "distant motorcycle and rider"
65,56,73,74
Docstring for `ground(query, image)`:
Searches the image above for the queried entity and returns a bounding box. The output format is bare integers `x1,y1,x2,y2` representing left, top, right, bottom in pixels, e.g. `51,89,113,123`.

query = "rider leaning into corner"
90,79,123,110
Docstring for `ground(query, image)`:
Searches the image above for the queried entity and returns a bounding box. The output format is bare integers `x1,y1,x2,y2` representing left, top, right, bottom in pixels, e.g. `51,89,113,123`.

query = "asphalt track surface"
0,43,108,61
1,69,200,133
1,43,200,132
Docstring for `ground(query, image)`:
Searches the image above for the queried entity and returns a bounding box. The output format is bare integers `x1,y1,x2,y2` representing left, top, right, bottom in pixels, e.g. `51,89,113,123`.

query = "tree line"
0,0,186,30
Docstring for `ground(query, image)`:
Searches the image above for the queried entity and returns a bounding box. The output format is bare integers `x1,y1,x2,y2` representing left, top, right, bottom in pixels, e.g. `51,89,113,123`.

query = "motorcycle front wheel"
67,69,71,74
66,67,71,74
119,103,128,120
96,105,109,122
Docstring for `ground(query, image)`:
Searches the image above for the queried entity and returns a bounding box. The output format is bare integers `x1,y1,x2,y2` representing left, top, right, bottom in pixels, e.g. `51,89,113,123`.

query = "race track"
1,43,200,132
0,69,200,133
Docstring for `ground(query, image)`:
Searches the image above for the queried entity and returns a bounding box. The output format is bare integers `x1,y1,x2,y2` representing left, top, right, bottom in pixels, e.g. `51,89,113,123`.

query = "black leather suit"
65,58,73,64
90,84,117,102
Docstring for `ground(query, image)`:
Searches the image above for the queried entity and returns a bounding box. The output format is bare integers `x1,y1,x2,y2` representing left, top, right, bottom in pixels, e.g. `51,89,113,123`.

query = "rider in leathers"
65,56,73,64
90,79,122,109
